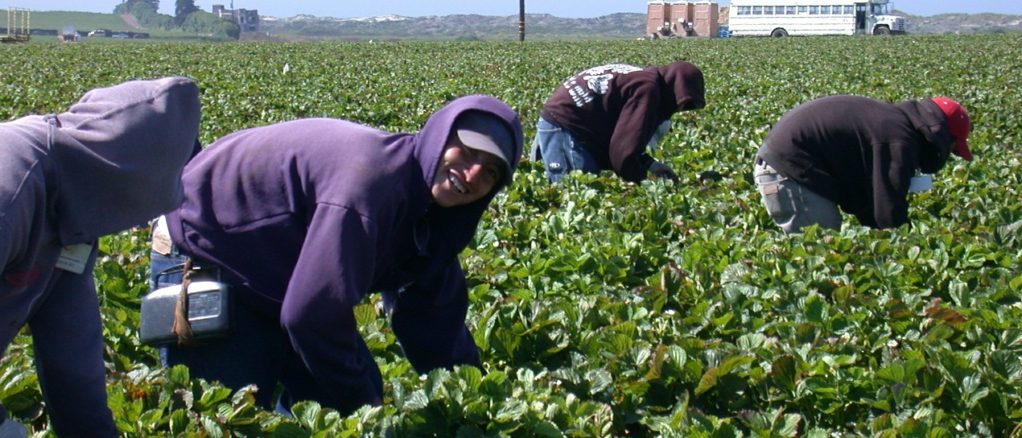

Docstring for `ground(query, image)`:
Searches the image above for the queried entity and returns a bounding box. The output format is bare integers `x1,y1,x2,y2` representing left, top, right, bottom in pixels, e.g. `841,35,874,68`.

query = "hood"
897,99,954,174
414,95,523,192
655,61,706,114
48,77,200,244
411,95,523,269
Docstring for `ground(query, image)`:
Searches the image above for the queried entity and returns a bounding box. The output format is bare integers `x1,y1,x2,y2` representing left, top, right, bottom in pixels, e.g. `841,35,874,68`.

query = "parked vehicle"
727,0,906,37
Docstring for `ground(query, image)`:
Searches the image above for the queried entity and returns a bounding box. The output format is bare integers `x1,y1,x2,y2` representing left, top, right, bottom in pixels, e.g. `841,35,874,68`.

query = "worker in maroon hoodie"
754,95,972,233
0,77,200,436
532,61,706,183
149,95,523,416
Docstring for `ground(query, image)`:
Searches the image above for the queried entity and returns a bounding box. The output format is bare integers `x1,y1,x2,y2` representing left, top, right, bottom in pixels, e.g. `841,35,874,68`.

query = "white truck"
727,0,906,37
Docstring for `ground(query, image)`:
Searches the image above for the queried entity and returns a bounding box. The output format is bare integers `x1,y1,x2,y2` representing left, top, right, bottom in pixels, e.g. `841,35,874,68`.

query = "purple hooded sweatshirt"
540,61,706,182
164,95,523,413
0,77,200,435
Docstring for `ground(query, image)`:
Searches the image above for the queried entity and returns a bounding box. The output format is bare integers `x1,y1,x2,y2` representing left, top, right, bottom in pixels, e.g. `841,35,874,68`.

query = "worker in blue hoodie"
149,95,523,415
0,77,200,436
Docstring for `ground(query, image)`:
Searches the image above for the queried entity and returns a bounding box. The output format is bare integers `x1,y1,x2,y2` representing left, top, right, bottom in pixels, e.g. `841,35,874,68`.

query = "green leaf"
586,369,613,395
494,399,527,423
771,355,798,392
168,364,190,387
877,364,906,384
695,367,720,396
197,386,233,410
803,293,827,324
402,390,429,411
200,416,224,438
773,413,802,437
293,401,322,429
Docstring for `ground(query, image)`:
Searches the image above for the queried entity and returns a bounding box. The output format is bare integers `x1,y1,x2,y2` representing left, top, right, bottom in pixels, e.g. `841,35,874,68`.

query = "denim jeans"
753,158,841,233
530,117,601,182
647,120,672,153
148,250,342,414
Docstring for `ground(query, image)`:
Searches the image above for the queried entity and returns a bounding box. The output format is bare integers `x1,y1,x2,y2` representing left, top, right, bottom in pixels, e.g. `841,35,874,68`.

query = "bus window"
844,5,855,14
820,5,830,14
765,6,775,14
753,6,763,15
786,6,797,15
798,6,808,14
809,5,820,14
872,3,889,14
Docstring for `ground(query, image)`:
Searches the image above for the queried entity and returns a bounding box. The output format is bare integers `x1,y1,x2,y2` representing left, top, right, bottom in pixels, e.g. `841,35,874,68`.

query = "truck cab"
866,1,907,34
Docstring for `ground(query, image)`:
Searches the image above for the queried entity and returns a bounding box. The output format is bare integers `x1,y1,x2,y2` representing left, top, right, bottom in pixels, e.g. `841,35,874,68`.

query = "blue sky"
23,1,1022,18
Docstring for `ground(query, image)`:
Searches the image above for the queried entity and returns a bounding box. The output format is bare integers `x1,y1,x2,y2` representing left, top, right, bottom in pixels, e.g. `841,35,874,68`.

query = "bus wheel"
770,28,788,37
874,26,891,35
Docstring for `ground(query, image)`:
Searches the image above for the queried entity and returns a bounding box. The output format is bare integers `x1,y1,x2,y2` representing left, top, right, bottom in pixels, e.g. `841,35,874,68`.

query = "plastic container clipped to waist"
140,279,232,346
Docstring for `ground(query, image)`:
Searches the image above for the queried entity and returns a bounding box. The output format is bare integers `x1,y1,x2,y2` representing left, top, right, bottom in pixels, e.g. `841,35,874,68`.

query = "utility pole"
518,0,525,41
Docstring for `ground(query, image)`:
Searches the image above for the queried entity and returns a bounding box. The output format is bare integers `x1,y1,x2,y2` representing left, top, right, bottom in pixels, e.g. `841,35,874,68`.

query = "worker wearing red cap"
753,95,972,233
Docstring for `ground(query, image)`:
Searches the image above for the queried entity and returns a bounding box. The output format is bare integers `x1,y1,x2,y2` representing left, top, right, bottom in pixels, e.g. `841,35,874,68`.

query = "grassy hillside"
25,11,207,38
29,11,135,32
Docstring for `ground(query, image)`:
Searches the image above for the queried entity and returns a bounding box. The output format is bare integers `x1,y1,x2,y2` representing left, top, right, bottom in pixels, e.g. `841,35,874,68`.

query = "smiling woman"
431,111,516,207
144,94,524,417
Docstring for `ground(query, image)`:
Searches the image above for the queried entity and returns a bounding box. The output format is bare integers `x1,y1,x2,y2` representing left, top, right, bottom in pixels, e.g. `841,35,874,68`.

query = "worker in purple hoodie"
148,95,523,415
0,77,200,436
531,61,706,183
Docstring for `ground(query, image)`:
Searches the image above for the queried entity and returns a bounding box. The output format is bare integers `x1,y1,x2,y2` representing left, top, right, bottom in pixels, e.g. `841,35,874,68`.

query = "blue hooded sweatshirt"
0,77,200,435
164,95,523,413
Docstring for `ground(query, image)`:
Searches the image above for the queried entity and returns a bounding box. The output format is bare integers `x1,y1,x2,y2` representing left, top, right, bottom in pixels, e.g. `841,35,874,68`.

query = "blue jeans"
149,251,344,414
530,117,670,182
754,158,841,233
531,117,601,182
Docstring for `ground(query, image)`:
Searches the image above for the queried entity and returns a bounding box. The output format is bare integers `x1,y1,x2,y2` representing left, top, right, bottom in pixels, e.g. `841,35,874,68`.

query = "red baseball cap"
930,97,972,161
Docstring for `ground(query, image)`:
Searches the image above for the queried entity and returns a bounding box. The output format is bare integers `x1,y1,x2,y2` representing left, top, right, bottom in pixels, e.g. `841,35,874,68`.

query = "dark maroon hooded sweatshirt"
540,61,706,182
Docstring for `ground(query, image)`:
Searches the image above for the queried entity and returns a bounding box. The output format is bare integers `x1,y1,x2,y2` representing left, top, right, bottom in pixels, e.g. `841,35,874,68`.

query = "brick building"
212,4,259,32
647,1,720,38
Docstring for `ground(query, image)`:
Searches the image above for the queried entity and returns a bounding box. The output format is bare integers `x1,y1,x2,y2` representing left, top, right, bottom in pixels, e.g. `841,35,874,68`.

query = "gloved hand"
648,160,679,182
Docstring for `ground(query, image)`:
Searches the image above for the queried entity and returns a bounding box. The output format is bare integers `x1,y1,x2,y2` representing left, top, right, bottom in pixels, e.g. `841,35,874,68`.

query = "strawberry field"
2,34,1021,436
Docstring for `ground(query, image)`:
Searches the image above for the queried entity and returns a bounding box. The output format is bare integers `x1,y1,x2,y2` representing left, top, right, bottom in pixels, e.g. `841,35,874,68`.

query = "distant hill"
23,11,139,33
259,11,1022,40
896,11,1022,34
12,9,1022,42
259,13,645,40
7,10,237,39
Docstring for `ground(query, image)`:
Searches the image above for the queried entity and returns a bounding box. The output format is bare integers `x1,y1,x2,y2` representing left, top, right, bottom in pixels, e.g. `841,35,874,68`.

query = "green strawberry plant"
0,33,1020,436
